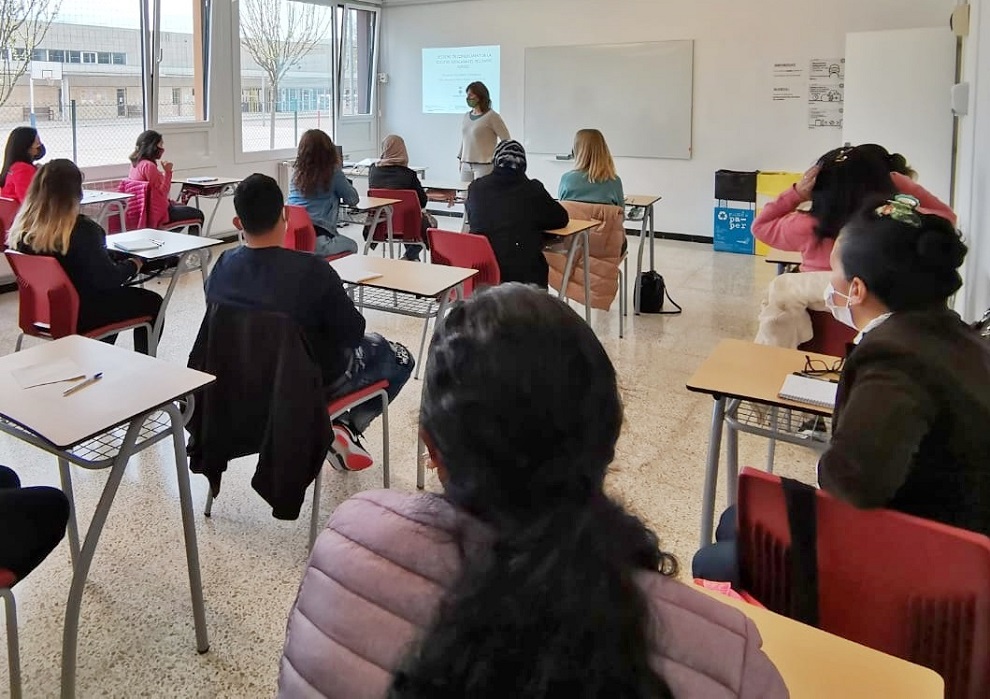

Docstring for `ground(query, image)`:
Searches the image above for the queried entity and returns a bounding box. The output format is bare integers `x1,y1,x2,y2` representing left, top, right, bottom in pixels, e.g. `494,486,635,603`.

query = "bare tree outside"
0,0,64,109
239,0,331,150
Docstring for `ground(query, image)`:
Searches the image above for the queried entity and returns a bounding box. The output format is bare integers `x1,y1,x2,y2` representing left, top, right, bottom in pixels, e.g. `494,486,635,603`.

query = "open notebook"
778,374,838,409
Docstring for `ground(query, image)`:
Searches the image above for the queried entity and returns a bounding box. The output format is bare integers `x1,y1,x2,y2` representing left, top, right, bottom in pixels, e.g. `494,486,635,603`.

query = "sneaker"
327,424,374,472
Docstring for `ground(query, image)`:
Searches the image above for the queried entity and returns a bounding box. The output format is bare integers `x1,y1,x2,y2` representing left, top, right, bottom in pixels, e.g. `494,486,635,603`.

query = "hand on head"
796,165,820,200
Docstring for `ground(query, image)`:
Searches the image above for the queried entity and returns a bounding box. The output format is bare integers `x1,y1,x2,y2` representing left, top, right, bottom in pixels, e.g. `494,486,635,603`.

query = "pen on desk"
63,372,103,397
792,371,839,384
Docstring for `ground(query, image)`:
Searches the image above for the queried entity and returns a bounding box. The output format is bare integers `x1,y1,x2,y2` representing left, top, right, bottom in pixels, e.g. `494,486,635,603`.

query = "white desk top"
175,177,242,187
81,190,133,205
352,196,402,212
343,165,427,177
625,194,662,208
331,255,477,298
0,335,214,449
547,219,600,237
422,181,470,192
109,229,222,260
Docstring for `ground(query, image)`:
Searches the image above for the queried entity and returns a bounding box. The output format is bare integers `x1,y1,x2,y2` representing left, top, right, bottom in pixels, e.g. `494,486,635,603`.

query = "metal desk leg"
204,186,230,238
60,417,144,699
56,458,80,568
362,208,386,256
699,396,727,548
558,236,581,309
385,206,396,259
150,251,193,350
766,406,780,474
648,203,656,274
163,402,209,655
417,432,426,490
115,202,127,234
581,229,591,324
725,399,740,507
199,249,212,289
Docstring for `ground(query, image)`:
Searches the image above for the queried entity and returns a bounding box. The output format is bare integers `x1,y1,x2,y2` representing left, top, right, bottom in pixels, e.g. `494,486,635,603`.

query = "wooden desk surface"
331,255,477,298
697,588,944,698
686,339,839,415
175,177,242,188
81,190,133,204
0,336,214,449
765,248,803,265
109,229,222,260
352,196,402,211
625,194,662,207
547,218,600,237
422,181,470,192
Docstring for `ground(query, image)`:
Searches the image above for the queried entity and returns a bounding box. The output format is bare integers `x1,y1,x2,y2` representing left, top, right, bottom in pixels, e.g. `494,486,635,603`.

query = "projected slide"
422,45,501,114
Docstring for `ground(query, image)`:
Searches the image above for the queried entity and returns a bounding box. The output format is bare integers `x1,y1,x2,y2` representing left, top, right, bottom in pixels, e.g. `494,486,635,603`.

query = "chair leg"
57,458,80,568
204,490,214,518
308,468,323,551
380,391,390,489
1,587,21,699
14,334,23,352
619,260,626,339
415,316,431,381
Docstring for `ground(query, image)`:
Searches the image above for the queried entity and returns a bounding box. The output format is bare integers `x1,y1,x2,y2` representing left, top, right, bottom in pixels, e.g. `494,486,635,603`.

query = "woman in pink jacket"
753,145,955,272
0,127,46,205
279,284,788,699
127,130,204,227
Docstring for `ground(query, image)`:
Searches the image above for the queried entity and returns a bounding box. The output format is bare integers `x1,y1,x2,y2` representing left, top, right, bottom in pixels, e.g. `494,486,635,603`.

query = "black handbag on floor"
638,271,682,315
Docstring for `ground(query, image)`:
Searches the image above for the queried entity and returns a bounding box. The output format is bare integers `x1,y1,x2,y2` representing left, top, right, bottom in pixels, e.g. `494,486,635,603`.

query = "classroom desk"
422,181,471,230
765,248,803,275
625,194,663,314
342,164,428,179
351,196,402,257
696,587,945,698
80,189,133,232
686,339,839,547
109,229,222,351
174,177,242,238
0,336,213,698
546,219,600,324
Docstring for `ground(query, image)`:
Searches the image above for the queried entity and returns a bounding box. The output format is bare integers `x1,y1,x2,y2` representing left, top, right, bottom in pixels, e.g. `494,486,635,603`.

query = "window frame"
337,3,380,120
145,0,212,127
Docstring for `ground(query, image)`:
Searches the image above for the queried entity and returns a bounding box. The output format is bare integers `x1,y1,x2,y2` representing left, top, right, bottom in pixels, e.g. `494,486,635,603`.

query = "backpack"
638,271,682,315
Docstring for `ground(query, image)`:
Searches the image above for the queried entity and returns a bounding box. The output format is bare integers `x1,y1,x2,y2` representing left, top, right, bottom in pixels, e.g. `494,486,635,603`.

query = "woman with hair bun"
818,195,990,535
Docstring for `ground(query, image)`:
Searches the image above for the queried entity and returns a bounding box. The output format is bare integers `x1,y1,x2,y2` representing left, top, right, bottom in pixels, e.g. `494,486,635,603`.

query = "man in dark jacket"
465,140,569,288
205,174,413,471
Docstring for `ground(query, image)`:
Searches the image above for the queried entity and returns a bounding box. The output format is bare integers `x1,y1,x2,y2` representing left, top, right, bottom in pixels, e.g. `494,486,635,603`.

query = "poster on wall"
808,57,844,129
771,62,803,102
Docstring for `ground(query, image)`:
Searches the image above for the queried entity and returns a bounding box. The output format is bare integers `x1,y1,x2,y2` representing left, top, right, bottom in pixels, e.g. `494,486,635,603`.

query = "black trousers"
692,506,740,587
168,203,205,226
0,466,69,583
77,288,163,355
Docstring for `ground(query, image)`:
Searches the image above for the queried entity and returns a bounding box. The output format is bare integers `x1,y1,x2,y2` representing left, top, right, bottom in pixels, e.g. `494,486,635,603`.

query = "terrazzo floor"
0,230,820,698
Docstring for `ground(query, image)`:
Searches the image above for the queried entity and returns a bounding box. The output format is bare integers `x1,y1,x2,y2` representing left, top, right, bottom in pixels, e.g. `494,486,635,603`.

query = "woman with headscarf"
465,140,568,288
368,134,429,261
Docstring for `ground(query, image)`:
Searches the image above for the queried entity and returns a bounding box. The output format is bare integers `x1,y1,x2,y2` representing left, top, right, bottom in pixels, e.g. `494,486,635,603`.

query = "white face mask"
824,282,857,329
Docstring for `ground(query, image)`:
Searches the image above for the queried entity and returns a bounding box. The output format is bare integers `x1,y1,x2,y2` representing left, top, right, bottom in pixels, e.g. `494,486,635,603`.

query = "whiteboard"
843,28,956,203
524,41,694,159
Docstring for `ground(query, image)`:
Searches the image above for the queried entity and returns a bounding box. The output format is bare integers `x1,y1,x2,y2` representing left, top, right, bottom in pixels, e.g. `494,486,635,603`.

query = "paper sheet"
12,358,85,389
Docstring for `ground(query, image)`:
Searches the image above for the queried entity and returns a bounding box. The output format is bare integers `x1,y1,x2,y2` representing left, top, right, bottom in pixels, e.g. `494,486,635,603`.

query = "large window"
238,0,335,153
339,6,377,117
148,0,211,123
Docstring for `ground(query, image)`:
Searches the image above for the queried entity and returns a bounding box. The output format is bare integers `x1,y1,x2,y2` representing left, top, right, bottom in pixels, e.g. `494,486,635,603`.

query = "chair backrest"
427,228,500,298
798,310,857,356
738,467,990,699
4,250,81,338
367,189,423,243
284,205,317,253
0,197,18,247
116,179,170,232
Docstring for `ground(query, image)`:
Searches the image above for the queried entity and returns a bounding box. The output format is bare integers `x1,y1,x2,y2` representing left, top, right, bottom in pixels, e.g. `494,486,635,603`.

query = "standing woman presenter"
457,81,509,182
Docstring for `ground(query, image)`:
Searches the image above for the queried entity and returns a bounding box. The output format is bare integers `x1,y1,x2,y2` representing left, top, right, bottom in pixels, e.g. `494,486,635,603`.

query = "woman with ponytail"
279,284,787,699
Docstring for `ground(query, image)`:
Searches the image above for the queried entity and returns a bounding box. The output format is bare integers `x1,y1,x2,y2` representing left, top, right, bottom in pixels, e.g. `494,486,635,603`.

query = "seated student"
278,284,787,699
287,129,359,258
0,127,46,205
558,128,624,206
368,134,428,261
8,159,163,355
465,140,568,288
128,130,205,227
207,174,413,470
753,144,955,348
0,465,69,583
694,196,990,586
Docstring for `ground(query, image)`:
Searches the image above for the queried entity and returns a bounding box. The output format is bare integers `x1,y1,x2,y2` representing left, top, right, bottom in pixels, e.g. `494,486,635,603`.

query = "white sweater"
458,110,510,164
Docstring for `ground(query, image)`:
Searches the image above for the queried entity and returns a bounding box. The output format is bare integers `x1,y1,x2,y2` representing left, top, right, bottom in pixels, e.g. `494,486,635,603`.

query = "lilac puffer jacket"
278,490,788,698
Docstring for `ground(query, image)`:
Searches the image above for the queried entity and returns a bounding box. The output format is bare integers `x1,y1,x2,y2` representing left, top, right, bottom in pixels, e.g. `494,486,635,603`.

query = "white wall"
380,0,956,238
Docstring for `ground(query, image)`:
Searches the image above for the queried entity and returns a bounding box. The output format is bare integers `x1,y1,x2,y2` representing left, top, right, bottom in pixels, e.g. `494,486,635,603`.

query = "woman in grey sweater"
458,81,510,182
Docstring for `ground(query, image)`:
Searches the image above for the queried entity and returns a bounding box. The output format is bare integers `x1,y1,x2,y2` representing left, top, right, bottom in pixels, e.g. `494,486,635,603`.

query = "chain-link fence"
0,101,329,165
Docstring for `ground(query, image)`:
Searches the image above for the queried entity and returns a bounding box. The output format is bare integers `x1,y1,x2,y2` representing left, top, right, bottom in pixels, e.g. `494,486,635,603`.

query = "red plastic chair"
738,467,990,699
365,189,423,258
0,197,18,248
4,250,156,355
427,228,500,298
798,310,857,356
1,569,19,699
283,204,352,262
113,179,202,235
